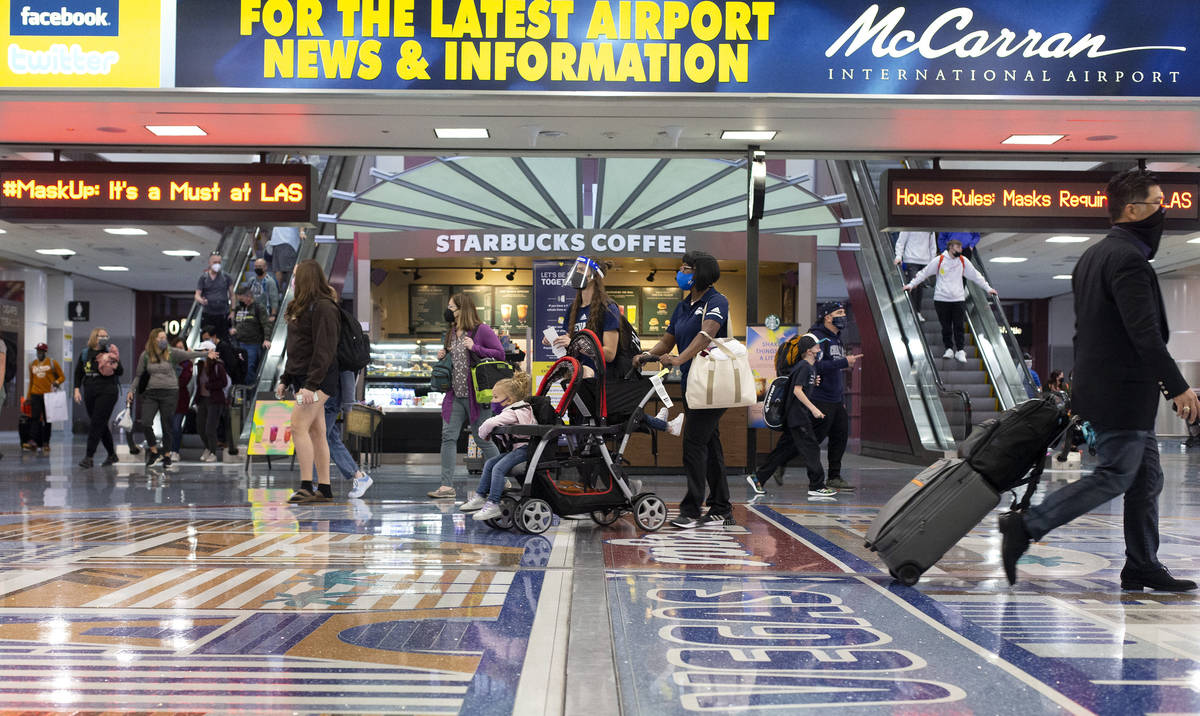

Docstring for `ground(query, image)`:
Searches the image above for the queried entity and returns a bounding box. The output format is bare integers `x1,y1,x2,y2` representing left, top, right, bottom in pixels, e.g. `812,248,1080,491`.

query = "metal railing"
967,247,1042,405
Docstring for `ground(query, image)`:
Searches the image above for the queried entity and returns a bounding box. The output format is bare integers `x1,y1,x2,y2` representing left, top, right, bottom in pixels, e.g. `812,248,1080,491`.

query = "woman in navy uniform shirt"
635,251,732,529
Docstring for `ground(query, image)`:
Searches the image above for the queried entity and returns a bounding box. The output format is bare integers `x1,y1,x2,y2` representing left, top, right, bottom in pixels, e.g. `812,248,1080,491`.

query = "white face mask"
211,262,222,272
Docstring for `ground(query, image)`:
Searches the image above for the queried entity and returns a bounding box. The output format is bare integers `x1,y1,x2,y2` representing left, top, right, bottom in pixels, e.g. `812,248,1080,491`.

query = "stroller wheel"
632,494,667,532
591,508,621,526
516,498,554,535
485,496,518,531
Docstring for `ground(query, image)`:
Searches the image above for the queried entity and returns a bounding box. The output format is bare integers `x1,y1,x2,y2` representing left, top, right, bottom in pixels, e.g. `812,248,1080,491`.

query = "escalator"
830,159,1039,457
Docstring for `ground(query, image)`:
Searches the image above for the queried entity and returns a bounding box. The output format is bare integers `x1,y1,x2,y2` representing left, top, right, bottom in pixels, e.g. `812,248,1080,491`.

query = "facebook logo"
12,1,119,37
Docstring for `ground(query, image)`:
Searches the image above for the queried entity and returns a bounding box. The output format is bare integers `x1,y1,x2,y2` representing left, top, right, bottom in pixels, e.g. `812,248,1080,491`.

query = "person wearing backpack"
431,292,504,500
231,286,272,385
902,237,998,363
551,256,636,375
808,303,863,491
748,334,835,498
893,231,937,318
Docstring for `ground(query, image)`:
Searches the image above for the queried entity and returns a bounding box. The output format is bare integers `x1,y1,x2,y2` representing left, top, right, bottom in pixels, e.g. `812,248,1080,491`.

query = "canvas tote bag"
685,332,757,410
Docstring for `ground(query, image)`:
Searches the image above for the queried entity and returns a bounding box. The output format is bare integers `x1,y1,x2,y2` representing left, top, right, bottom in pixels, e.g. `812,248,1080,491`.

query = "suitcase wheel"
892,563,922,587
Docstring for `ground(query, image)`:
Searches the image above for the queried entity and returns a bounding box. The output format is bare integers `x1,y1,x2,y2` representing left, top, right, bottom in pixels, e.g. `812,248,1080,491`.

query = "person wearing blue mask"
808,302,862,491
635,251,732,529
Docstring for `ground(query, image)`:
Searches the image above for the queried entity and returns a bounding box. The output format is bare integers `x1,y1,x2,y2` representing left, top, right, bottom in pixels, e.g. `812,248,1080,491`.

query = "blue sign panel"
11,1,119,37
531,260,573,364
174,1,1200,97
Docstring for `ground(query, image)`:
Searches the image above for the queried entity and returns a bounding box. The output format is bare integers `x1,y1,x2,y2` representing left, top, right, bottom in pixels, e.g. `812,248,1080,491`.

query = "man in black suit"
1000,169,1200,592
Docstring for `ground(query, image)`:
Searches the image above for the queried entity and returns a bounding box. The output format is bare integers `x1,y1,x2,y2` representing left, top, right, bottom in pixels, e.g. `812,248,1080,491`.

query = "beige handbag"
685,334,757,409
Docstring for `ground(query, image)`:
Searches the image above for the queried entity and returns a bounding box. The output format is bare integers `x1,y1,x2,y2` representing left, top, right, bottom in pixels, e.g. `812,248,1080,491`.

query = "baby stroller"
487,329,669,534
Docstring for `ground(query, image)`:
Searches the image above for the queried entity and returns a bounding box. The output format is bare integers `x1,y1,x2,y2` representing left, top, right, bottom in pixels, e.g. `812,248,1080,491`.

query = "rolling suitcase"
864,458,1000,586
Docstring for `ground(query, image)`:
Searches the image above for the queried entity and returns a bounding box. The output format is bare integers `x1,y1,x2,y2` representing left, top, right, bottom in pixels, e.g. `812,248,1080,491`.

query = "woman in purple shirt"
430,292,504,499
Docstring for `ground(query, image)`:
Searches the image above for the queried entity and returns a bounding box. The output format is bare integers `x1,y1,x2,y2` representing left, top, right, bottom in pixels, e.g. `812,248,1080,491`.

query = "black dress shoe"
1120,567,1198,592
102,454,119,466
78,457,94,468
999,511,1031,586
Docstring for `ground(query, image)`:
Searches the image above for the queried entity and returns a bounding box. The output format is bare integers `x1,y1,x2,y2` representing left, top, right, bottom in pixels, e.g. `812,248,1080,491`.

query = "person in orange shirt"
26,343,64,455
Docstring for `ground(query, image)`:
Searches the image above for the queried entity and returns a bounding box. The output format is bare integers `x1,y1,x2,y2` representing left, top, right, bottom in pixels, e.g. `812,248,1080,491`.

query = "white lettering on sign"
7,42,119,74
826,5,1187,60
607,528,769,567
435,231,687,255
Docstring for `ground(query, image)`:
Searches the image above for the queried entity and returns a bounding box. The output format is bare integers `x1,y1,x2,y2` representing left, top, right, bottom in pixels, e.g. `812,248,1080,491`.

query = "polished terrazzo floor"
0,434,1196,714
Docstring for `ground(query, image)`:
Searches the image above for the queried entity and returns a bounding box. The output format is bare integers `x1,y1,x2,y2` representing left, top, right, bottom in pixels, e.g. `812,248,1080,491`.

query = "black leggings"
196,402,226,455
84,390,117,459
28,393,50,447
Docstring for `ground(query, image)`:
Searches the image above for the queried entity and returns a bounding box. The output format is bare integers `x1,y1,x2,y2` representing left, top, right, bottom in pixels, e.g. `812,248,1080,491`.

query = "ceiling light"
435,128,489,139
404,257,415,261
1052,274,1073,280
506,269,516,281
162,249,200,257
721,130,778,141
98,265,129,271
475,269,484,281
491,268,502,272
145,125,207,137
989,257,1028,263
1046,236,1090,243
36,249,76,256
633,258,644,262
0,229,7,234
104,228,146,235
1188,237,1200,244
1001,134,1064,145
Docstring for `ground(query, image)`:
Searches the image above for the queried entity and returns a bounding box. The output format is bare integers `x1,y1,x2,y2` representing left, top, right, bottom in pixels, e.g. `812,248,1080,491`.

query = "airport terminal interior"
2,1,1200,713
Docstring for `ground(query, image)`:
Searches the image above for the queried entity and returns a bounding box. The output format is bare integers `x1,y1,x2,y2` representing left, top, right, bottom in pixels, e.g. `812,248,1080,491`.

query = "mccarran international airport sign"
168,1,1198,97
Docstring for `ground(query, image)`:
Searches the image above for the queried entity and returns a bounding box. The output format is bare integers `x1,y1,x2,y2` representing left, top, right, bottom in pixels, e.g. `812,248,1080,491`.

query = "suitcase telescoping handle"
1010,415,1081,513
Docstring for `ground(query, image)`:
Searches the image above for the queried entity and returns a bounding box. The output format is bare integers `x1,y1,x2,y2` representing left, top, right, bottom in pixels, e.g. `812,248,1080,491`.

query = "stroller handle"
627,354,662,380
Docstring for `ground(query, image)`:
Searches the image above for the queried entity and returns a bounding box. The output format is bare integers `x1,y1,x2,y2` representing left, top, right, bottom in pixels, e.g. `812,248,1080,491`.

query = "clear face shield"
564,256,604,290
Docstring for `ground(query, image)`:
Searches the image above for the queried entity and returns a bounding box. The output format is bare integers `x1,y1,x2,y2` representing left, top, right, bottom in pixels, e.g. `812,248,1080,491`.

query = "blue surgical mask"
675,271,694,291
832,316,847,330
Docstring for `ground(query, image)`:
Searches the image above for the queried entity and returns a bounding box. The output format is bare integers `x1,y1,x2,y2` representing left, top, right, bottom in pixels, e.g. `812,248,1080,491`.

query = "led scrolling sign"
0,161,316,225
882,170,1200,232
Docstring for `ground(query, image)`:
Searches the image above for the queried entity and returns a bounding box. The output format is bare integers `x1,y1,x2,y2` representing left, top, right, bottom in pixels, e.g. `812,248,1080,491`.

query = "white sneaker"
954,349,967,363
169,452,181,462
918,314,927,322
348,473,373,499
667,414,684,436
473,502,503,521
200,451,217,463
460,494,487,512
942,348,954,359
655,407,669,424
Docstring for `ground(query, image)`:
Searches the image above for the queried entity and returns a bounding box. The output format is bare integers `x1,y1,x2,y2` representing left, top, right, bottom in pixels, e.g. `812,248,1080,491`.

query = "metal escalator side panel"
963,282,1032,412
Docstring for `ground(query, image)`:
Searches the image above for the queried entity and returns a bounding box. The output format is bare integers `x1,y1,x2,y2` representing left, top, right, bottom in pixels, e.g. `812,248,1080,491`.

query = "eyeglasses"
1130,197,1165,206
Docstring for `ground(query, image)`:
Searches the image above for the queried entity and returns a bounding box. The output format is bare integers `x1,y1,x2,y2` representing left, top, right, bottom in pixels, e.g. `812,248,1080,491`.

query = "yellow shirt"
28,358,64,395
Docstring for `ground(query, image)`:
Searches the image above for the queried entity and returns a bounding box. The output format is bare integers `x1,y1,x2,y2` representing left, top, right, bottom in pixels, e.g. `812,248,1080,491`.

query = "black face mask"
444,308,456,324
97,340,110,351
832,316,848,330
36,351,46,360
1118,207,1166,259
254,268,265,276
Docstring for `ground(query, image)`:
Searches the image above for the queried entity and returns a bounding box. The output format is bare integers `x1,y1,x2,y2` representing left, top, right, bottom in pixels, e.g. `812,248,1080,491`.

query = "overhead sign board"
0,162,317,225
882,170,1200,232
171,1,1199,97
2,0,160,88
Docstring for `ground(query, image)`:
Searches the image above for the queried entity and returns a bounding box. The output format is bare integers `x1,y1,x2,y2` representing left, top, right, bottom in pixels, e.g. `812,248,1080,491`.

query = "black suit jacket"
1071,226,1188,430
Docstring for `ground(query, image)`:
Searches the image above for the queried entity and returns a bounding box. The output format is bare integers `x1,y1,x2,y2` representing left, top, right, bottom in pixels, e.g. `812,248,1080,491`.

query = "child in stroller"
461,372,537,521
482,329,670,534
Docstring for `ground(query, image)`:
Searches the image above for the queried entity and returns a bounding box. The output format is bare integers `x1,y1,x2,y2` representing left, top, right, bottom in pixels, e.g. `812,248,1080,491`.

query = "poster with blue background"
532,259,574,365
174,1,1200,97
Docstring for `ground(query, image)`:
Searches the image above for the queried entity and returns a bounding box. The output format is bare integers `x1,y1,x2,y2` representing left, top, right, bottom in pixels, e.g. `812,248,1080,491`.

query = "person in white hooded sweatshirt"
893,231,938,319
903,237,998,363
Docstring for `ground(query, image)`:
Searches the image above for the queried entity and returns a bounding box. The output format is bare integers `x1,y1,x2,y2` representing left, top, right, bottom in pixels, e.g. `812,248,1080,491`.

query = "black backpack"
336,304,371,372
958,395,1069,491
774,333,804,376
761,375,791,431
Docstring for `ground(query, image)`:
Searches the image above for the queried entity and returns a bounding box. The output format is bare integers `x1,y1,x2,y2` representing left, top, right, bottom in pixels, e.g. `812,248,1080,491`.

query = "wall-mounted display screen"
0,161,316,224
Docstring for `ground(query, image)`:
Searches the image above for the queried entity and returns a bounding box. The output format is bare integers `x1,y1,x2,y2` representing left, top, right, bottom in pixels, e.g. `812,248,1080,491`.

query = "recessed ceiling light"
162,250,201,257
990,256,1028,263
1046,236,1090,243
104,227,147,235
721,130,778,141
404,257,415,261
633,258,645,262
490,268,502,272
1002,134,1064,145
98,265,129,271
1052,274,1073,280
145,125,207,137
435,128,489,139
36,248,76,256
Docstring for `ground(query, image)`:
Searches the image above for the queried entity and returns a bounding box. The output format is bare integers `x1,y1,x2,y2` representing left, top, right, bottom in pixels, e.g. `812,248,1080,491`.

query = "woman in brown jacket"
277,259,341,503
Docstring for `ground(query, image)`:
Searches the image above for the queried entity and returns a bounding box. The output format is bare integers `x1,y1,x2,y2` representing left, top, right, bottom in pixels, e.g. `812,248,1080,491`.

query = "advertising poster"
453,285,494,325
247,400,296,456
641,287,679,336
494,285,532,333
746,324,798,428
2,0,161,88
409,285,449,334
531,260,574,381
171,1,1200,98
606,287,640,329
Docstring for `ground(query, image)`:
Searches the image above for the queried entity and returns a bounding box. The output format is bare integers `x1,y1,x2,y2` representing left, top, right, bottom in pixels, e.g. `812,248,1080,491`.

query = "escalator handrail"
969,246,1041,399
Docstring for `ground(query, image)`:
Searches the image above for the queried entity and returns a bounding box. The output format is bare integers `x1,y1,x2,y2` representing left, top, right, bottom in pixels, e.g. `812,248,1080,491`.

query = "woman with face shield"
558,257,624,371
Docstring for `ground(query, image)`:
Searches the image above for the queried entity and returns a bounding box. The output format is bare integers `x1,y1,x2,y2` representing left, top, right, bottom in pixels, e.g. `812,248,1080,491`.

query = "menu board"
409,285,449,334
641,287,679,336
494,285,533,333
607,287,640,329
453,285,495,325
